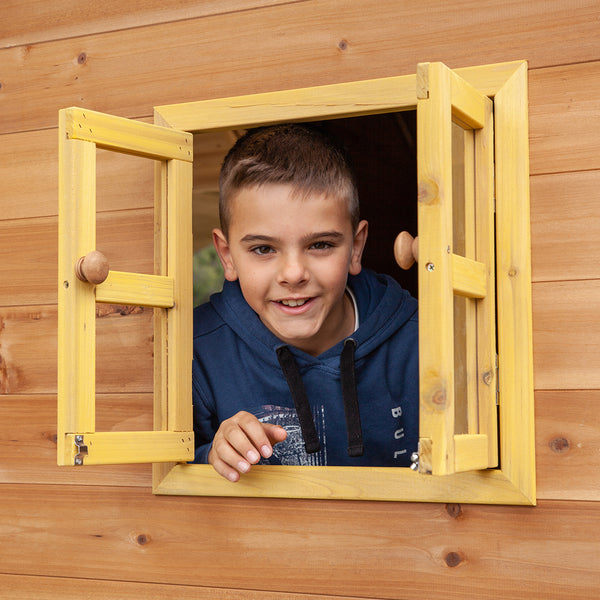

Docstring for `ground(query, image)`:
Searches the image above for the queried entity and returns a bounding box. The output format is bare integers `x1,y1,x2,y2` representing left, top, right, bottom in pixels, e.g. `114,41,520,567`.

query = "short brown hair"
219,124,359,237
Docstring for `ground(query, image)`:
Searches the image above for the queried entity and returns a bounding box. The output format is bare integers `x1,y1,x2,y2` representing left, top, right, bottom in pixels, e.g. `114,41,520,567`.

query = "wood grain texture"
0,209,154,308
0,126,154,222
529,61,600,176
0,0,298,48
0,574,377,600
0,485,598,599
530,169,600,283
1,1,600,598
0,305,153,394
1,0,600,135
0,395,152,487
532,280,600,390
535,390,600,501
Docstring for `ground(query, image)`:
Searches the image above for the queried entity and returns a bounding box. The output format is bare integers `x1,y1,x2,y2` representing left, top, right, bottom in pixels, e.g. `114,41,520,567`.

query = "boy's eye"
311,241,332,250
251,245,274,255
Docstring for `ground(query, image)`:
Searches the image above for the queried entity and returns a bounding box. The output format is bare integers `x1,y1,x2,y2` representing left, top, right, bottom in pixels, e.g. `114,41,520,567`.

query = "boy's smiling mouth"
279,298,309,307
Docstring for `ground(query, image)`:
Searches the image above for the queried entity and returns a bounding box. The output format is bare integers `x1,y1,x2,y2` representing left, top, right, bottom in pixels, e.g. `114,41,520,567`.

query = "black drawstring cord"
276,346,321,454
340,338,364,457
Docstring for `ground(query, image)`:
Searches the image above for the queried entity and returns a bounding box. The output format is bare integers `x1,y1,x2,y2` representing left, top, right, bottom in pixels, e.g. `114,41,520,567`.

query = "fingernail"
237,461,250,473
261,445,272,458
247,450,259,463
227,471,239,482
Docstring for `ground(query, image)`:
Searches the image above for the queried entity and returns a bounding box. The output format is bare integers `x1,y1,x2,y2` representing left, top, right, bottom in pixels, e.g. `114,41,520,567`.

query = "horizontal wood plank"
0,394,152,486
0,486,598,599
0,127,154,221
2,387,598,501
0,0,295,48
535,390,600,501
0,209,154,308
0,574,374,600
1,1,599,135
0,304,153,394
529,61,600,175
532,279,600,390
530,169,600,282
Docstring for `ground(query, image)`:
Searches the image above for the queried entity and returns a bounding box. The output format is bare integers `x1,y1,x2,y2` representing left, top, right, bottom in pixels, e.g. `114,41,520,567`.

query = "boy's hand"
208,411,287,482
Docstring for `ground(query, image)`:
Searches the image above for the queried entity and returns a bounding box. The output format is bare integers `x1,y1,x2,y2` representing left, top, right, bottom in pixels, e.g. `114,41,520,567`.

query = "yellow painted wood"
450,69,486,129
474,86,499,468
167,159,194,431
152,159,174,486
451,124,478,437
154,61,534,503
64,431,193,465
95,271,174,308
154,463,533,505
63,107,193,162
57,118,97,465
417,62,457,476
494,62,536,503
154,62,527,132
155,75,416,132
452,254,487,298
460,127,479,435
58,108,194,466
453,434,490,471
417,62,497,476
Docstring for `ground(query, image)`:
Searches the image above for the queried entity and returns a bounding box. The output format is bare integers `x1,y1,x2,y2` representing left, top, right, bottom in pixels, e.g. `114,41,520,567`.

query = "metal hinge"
74,434,88,466
495,354,500,406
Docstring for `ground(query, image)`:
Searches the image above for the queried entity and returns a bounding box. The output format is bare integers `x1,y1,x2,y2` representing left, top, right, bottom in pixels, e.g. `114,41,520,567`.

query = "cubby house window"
58,61,535,504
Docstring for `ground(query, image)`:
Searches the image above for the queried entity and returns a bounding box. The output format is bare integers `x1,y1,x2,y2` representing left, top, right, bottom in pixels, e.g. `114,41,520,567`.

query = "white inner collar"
346,286,359,332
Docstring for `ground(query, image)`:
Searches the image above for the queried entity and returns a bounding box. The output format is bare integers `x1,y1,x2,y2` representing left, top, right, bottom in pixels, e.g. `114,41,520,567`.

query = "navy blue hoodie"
192,268,419,467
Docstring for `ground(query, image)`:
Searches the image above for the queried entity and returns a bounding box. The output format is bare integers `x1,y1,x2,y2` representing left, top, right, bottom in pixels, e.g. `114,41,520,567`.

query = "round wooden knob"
75,250,109,284
394,231,419,270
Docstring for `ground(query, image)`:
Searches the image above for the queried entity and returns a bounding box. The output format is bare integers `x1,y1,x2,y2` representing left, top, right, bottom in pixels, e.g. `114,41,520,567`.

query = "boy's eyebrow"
240,231,345,244
240,234,280,244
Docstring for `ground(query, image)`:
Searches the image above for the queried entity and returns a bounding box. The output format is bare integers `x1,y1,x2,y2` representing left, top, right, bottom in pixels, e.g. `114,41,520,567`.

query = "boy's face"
213,183,368,356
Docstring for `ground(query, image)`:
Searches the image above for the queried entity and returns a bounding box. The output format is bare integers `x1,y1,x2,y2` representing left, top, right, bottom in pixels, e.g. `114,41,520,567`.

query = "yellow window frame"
416,62,497,476
57,108,194,466
58,61,534,504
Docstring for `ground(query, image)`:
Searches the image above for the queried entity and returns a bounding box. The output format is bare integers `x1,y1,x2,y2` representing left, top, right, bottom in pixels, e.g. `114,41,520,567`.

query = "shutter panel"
58,108,193,465
416,63,497,475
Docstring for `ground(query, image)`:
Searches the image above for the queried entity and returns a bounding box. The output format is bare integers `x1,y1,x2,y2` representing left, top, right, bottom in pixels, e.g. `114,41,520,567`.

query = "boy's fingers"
234,412,277,459
208,449,242,483
209,414,289,482
263,423,288,445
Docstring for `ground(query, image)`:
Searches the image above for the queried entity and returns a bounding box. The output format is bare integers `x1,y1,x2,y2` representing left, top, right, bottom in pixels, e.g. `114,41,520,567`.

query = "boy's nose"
278,254,308,285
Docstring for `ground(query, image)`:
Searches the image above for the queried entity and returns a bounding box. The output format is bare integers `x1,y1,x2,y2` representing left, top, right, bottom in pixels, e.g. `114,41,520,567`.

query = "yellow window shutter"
57,108,194,466
416,62,498,476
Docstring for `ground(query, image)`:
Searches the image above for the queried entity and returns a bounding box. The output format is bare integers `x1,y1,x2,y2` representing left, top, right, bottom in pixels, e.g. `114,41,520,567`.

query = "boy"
192,124,418,482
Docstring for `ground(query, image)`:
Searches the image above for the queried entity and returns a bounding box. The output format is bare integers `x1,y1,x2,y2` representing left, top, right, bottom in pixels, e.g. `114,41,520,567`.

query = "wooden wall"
1,1,599,597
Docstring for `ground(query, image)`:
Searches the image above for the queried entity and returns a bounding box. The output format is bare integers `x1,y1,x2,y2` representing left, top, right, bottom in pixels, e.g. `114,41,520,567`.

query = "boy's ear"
212,228,239,281
348,220,368,276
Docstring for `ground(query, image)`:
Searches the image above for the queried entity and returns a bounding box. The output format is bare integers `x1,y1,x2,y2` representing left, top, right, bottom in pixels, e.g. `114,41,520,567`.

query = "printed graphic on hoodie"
254,405,327,466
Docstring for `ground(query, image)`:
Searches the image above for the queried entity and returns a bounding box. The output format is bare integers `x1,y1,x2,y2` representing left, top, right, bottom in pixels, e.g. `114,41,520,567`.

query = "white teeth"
280,298,307,307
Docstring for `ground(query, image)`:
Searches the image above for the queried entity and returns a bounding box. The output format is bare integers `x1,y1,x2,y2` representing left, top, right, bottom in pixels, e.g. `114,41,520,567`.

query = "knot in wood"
446,503,462,519
137,534,150,546
549,437,570,454
338,39,348,51
432,389,446,406
418,179,439,205
445,552,462,567
78,52,87,65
